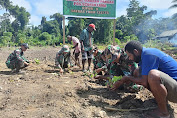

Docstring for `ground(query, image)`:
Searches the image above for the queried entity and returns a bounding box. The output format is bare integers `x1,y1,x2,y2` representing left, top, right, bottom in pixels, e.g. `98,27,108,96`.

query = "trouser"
57,55,69,69
16,61,27,72
6,59,26,71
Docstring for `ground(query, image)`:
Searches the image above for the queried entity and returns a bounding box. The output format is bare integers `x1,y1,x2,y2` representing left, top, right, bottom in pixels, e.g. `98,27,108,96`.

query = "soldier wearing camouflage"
102,45,137,76
55,45,71,70
93,47,105,70
6,43,29,73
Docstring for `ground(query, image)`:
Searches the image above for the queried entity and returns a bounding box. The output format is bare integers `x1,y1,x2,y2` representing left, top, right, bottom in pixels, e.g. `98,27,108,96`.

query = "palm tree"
169,0,177,19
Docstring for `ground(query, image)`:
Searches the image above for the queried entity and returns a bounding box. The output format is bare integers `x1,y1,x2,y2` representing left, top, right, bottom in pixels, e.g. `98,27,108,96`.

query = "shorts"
160,71,177,103
82,51,93,60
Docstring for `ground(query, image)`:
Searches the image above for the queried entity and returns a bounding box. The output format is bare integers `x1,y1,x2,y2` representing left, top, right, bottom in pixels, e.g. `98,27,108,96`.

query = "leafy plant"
34,58,40,64
105,76,122,88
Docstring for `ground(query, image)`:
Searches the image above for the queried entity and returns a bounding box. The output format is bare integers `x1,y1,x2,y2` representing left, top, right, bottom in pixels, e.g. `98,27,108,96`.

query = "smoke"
169,33,177,46
133,18,177,42
133,18,156,42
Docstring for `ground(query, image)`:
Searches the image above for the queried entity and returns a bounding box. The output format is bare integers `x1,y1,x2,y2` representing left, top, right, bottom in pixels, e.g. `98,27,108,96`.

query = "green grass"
143,40,163,48
143,40,177,54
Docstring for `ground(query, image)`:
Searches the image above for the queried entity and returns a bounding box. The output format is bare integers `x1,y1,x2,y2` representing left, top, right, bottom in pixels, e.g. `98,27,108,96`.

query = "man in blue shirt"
111,41,177,118
80,24,96,72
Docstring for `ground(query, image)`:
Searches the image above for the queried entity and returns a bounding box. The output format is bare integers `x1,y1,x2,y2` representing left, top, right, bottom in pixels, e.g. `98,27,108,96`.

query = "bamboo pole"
63,16,65,44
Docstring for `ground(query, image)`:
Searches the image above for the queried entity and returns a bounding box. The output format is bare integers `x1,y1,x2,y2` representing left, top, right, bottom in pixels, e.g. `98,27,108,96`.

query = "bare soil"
0,46,176,118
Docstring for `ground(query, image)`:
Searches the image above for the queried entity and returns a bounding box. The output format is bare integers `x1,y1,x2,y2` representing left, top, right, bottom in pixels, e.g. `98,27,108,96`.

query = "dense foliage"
0,0,177,47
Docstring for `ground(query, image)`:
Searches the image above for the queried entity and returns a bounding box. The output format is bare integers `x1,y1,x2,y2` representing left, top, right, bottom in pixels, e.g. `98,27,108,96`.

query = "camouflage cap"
63,45,70,53
104,45,120,59
21,43,29,49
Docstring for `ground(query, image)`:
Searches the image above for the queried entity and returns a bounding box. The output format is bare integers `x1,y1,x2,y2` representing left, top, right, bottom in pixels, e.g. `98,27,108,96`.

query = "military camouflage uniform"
6,48,29,71
93,50,105,69
118,51,138,76
102,45,137,76
55,48,71,69
100,45,139,90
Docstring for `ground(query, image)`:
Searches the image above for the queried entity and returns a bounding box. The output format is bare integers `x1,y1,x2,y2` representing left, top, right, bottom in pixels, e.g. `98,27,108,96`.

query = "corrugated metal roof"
158,29,177,37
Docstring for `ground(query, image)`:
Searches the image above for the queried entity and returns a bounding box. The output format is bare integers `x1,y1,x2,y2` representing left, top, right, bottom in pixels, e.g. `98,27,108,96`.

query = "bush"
16,33,26,44
143,40,163,48
38,32,52,45
3,32,12,38
0,36,11,45
115,38,121,45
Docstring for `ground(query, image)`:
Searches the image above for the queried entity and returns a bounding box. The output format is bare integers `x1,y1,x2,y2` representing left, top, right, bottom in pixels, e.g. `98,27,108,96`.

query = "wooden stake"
113,19,116,46
70,55,81,68
104,106,157,112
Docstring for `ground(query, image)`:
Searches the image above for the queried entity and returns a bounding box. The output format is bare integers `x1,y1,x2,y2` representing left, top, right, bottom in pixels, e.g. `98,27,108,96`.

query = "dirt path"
0,47,176,118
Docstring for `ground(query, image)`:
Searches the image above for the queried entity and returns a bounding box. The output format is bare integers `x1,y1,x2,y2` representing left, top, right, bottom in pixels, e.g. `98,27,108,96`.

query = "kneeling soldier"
6,43,30,73
55,45,72,73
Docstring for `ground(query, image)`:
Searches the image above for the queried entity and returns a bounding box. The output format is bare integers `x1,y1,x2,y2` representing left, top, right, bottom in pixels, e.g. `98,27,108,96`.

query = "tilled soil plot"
0,46,176,118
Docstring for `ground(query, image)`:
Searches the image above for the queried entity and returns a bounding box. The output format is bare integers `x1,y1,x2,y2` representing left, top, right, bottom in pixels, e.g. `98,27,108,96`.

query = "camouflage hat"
21,43,29,49
104,45,122,64
104,45,120,59
63,45,70,53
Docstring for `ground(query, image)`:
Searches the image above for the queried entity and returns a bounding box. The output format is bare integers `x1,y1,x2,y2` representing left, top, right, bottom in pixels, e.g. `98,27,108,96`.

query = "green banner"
63,0,116,19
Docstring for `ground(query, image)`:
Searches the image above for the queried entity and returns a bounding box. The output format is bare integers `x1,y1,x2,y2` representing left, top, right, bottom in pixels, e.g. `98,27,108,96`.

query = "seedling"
34,58,40,64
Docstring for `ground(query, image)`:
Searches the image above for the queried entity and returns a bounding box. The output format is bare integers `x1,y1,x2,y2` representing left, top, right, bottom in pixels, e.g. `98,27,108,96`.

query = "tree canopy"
0,0,177,47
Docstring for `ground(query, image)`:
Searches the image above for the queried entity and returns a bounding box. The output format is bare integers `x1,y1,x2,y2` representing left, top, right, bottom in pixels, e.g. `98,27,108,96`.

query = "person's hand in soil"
110,76,129,91
106,83,112,89
94,75,100,79
59,68,64,74
24,61,30,66
95,68,103,74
